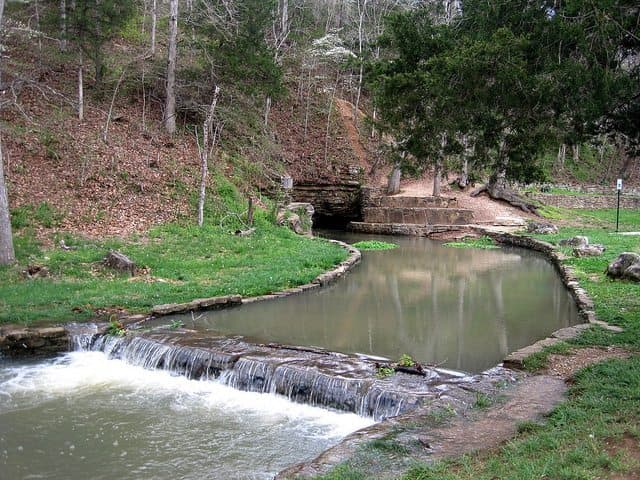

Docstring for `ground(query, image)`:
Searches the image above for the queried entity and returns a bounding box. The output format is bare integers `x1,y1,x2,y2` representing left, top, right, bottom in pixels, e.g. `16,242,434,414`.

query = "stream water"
0,352,373,480
0,233,579,479
164,233,579,373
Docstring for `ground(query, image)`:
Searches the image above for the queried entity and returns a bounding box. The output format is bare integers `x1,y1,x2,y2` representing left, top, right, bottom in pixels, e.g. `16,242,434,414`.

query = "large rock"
624,263,640,282
574,245,605,257
277,202,314,236
559,236,589,248
606,252,640,282
104,250,136,276
526,221,558,234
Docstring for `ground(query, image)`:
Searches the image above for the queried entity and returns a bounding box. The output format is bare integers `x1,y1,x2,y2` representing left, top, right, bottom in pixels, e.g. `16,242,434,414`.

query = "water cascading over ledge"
69,326,509,421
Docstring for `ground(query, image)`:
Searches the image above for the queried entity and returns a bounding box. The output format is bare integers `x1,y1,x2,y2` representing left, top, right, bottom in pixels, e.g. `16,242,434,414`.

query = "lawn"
0,212,347,326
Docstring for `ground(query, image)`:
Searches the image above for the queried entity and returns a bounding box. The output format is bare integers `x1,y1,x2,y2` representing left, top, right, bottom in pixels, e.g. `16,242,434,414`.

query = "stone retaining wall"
349,222,470,237
528,193,640,209
363,207,474,225
291,183,362,224
0,326,68,357
367,196,456,208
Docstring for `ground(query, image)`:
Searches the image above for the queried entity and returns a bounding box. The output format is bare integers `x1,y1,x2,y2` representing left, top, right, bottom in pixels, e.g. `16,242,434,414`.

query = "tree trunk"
433,132,447,197
323,72,340,164
264,96,271,128
556,143,566,171
432,157,442,197
197,86,221,227
247,197,254,227
458,135,472,189
488,151,509,193
471,147,540,214
354,0,368,126
151,0,157,54
103,69,125,142
164,0,179,135
60,0,68,51
459,156,468,189
387,162,401,195
35,0,42,55
0,0,12,265
0,138,15,265
78,52,84,121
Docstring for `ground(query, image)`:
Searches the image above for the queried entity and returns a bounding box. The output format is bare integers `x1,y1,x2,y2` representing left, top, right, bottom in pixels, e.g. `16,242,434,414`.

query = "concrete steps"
363,206,474,226
367,196,457,208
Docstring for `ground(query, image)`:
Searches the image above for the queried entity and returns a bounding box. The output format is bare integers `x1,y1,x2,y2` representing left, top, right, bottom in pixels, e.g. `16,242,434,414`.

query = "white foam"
0,352,374,437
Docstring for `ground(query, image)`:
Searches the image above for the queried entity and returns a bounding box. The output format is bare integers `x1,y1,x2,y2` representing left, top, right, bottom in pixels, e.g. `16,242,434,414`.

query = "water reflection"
175,234,578,373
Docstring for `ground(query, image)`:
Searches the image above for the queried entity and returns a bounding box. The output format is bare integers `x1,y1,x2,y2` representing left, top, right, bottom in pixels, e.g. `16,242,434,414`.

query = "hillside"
1,2,638,245
1,24,382,241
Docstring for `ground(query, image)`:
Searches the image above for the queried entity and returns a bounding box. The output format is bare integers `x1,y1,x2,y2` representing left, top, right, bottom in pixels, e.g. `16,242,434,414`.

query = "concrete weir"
68,326,516,421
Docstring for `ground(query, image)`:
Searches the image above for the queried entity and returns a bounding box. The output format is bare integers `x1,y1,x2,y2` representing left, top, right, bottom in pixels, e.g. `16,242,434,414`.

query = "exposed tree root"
471,185,540,215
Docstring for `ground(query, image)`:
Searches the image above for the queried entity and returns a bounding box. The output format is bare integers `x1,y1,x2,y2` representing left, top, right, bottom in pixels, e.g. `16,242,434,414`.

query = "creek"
0,233,579,479
163,233,579,373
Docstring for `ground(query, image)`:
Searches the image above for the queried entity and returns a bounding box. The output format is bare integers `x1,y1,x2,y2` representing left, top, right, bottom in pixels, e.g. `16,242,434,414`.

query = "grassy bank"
313,208,640,480
0,205,348,326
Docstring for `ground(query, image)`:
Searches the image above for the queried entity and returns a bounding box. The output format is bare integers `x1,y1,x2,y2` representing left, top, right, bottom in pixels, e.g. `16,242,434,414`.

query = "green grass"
352,240,398,250
520,341,574,372
539,206,640,232
1,207,348,326
443,236,499,250
401,357,640,480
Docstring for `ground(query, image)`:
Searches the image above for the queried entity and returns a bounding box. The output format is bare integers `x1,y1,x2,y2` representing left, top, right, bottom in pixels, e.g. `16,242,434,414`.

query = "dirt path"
336,98,369,169
396,176,539,225
277,348,630,479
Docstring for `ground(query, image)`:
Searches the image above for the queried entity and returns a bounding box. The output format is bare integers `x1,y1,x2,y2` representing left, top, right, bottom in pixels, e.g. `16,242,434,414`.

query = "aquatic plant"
352,240,398,250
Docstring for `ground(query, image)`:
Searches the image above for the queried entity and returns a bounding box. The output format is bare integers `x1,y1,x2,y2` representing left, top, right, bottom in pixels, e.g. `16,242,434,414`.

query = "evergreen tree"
371,0,639,208
66,0,136,87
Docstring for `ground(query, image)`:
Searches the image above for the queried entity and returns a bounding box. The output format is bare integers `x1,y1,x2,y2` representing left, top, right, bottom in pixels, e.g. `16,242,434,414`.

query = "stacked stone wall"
528,193,640,209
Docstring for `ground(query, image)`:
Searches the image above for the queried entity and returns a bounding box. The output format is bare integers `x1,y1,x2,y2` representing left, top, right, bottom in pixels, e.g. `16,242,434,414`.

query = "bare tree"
0,138,13,265
353,0,368,125
78,51,84,121
60,0,68,51
150,0,157,54
264,0,291,128
0,0,16,265
164,0,178,134
197,86,221,227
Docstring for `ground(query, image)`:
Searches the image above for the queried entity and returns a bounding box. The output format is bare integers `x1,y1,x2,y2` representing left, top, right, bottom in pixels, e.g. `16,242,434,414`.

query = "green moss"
352,240,398,250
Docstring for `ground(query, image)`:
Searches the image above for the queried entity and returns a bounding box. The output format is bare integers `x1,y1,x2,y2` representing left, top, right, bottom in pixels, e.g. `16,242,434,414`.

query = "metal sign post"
616,179,622,232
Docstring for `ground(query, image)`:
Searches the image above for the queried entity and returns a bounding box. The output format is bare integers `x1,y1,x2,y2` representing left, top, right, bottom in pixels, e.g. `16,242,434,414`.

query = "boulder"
277,202,314,236
559,236,589,248
573,244,605,257
104,250,136,276
623,263,640,282
526,221,558,234
606,252,640,282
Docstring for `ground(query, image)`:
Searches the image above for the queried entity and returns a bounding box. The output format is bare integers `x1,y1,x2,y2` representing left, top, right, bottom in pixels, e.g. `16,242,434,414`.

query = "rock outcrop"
276,202,315,236
606,252,640,282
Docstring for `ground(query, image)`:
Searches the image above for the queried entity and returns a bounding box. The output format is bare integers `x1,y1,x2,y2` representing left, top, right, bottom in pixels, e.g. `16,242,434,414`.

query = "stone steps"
367,196,456,208
363,206,474,225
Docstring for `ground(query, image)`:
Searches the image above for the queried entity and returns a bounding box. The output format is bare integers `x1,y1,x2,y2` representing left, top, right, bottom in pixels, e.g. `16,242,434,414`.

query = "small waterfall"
70,331,460,421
